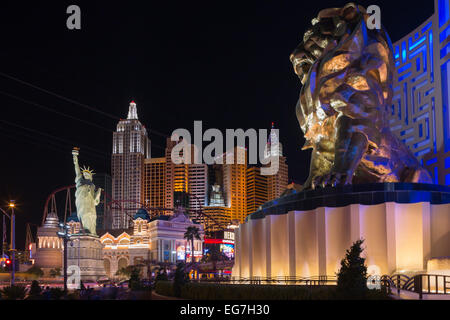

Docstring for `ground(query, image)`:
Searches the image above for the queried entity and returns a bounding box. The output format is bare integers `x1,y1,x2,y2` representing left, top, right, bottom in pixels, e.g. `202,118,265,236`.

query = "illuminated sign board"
224,231,235,241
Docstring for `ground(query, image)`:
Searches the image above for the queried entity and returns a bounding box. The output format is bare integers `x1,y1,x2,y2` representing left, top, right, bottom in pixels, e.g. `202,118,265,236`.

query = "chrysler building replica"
111,101,151,229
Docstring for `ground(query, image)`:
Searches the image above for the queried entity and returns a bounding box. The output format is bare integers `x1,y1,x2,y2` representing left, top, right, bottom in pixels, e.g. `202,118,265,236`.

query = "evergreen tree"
336,239,368,299
173,262,189,297
129,266,142,291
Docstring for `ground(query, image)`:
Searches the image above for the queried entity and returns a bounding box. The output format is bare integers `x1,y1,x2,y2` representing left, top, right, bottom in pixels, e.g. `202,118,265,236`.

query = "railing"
196,275,337,286
381,274,450,299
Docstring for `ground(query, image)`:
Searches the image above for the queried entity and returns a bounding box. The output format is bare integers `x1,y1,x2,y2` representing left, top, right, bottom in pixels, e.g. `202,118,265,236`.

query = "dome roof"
43,212,60,228
67,212,79,223
134,208,150,221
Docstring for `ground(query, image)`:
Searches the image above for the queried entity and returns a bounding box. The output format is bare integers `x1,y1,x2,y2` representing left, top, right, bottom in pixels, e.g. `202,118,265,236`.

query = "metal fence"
194,275,337,286
381,274,450,299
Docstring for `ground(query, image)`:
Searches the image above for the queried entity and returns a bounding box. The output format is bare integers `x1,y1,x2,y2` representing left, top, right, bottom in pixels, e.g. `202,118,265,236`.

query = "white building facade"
111,101,151,229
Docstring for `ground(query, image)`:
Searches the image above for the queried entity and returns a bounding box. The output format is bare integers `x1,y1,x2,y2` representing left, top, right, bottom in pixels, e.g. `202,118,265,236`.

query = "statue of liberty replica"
72,147,102,235
67,147,106,282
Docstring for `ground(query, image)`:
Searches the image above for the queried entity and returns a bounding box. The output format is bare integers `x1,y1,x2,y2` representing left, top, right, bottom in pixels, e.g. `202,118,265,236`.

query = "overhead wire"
0,90,113,133
0,119,109,158
0,126,107,161
0,71,170,139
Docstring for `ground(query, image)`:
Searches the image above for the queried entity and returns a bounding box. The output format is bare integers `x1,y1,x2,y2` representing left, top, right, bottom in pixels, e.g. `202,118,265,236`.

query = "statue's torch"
72,147,80,157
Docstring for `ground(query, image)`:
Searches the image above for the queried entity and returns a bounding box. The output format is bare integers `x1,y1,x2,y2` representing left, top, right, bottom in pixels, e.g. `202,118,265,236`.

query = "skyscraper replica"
246,166,268,216
203,183,231,232
222,146,247,223
112,101,151,229
264,124,289,201
143,157,166,209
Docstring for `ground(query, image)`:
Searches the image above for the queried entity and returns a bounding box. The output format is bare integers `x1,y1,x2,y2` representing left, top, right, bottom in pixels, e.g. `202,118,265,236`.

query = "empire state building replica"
111,101,151,229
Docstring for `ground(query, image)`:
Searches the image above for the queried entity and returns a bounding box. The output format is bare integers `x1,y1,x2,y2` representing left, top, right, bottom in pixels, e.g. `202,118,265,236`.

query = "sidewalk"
151,291,185,300
390,289,450,300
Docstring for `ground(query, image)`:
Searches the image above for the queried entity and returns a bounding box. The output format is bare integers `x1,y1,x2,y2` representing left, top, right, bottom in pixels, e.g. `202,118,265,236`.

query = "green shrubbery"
337,239,368,299
181,283,338,300
155,281,174,297
0,285,27,300
155,282,390,300
173,262,189,297
26,265,44,278
156,281,336,300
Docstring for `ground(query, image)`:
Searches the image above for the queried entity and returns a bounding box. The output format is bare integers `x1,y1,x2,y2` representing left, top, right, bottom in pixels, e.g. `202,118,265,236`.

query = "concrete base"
234,202,450,278
66,234,106,282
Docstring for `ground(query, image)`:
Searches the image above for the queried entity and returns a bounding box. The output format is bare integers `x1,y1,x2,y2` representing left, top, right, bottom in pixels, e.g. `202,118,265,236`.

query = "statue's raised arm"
72,148,100,235
72,147,82,183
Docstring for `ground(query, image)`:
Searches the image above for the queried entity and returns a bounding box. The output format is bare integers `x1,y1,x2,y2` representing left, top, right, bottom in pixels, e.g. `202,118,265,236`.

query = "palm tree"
184,226,201,263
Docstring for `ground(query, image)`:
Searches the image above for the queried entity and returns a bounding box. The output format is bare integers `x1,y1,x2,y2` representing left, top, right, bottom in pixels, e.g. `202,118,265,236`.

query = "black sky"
0,0,435,249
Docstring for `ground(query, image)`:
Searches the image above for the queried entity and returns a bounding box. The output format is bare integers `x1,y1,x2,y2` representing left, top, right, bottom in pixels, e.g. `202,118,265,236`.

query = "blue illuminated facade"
390,0,450,185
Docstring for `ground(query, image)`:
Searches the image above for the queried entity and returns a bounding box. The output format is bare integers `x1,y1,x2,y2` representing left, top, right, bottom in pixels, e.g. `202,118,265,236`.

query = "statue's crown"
81,166,95,176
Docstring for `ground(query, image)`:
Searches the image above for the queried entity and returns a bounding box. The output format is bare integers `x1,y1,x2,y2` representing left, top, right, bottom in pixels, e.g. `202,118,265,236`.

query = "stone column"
316,207,327,276
232,227,241,277
265,215,272,278
287,211,296,278
324,206,351,276
294,210,318,277
269,214,290,278
430,203,450,258
250,218,266,277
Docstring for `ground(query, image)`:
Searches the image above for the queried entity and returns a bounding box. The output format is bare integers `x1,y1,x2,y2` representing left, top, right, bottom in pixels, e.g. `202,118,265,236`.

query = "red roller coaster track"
42,185,228,232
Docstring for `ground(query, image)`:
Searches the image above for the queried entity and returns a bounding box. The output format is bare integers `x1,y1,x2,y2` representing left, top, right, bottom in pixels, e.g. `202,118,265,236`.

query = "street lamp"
9,201,15,286
0,201,16,286
57,223,72,293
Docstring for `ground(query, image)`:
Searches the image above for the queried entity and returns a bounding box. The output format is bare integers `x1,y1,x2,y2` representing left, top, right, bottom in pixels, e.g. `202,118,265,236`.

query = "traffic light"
5,259,11,271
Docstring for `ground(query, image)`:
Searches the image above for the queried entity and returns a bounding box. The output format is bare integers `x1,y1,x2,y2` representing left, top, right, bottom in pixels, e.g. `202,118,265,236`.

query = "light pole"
0,208,10,270
57,223,71,293
0,201,16,286
9,201,15,286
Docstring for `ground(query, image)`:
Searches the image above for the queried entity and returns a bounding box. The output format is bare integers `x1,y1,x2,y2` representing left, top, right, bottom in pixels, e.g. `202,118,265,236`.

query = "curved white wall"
233,202,450,278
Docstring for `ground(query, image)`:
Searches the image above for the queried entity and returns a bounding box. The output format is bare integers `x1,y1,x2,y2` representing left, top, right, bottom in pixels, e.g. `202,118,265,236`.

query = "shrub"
155,271,168,282
155,281,174,297
0,285,27,300
49,268,61,278
155,281,392,300
129,267,143,291
173,262,189,297
65,291,81,300
29,280,42,296
49,288,65,300
336,239,369,299
155,282,337,300
26,265,44,278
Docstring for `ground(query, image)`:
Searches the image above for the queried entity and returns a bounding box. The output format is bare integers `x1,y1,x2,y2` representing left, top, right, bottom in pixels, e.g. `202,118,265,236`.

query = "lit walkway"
152,292,184,300
390,289,450,300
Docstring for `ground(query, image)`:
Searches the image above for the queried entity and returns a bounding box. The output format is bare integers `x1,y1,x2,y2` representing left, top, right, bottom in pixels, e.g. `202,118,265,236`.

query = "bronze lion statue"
290,3,432,189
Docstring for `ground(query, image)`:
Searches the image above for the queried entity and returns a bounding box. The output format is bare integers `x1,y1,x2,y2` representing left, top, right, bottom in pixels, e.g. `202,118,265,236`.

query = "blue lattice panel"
438,0,450,185
389,0,450,185
390,19,437,173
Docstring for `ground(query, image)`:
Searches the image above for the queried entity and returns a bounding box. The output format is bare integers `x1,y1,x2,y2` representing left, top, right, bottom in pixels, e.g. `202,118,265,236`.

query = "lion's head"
290,3,391,85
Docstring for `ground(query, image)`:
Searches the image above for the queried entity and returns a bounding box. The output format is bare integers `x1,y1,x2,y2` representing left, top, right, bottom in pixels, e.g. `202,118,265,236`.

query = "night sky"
0,1,434,249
